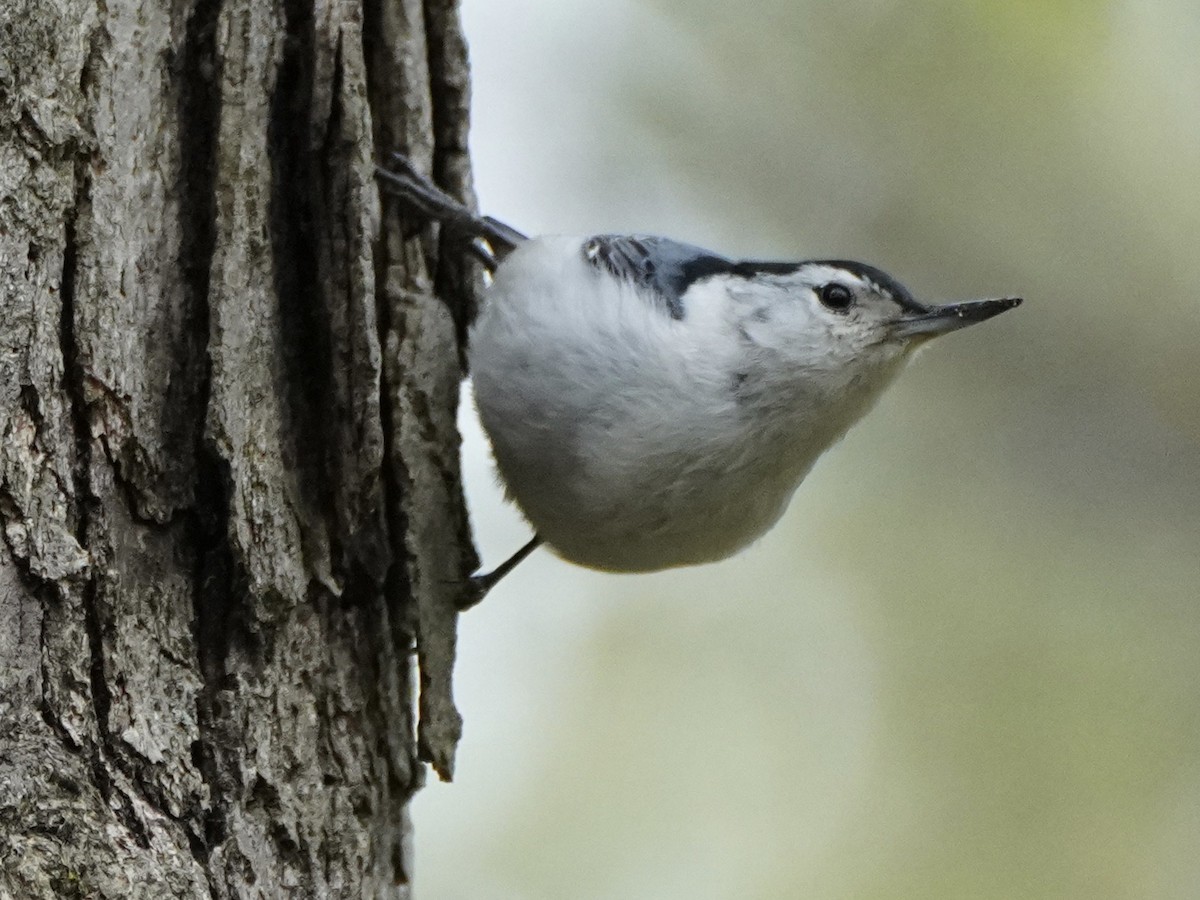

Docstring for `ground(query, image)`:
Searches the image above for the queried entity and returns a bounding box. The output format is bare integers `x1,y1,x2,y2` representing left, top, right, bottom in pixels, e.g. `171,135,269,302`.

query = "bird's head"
705,259,1021,430
724,259,1020,385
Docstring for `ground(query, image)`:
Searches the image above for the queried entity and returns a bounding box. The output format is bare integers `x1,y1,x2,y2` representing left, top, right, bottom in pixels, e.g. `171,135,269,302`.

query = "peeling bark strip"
1,0,478,895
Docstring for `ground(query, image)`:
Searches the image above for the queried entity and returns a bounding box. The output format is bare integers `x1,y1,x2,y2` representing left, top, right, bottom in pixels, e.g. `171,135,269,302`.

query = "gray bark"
0,0,477,895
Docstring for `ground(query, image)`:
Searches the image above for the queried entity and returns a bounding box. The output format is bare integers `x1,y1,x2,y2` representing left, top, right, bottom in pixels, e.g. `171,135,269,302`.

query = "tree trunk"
0,0,477,895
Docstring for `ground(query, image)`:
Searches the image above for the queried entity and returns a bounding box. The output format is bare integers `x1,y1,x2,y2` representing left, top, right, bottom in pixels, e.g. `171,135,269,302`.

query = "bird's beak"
894,297,1023,339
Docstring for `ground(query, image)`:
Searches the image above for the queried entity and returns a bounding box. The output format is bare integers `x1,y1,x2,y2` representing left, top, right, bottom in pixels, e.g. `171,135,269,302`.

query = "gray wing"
582,235,734,320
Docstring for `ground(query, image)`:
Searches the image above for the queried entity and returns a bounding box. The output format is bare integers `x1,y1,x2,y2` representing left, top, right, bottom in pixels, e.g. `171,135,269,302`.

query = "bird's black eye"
818,283,854,312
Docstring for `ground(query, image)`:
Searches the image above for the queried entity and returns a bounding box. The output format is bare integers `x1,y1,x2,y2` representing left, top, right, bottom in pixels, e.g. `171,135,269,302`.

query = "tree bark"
0,0,477,895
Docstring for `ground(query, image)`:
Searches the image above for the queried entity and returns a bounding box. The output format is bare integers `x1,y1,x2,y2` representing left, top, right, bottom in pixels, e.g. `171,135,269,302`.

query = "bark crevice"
59,156,159,853
269,0,338,556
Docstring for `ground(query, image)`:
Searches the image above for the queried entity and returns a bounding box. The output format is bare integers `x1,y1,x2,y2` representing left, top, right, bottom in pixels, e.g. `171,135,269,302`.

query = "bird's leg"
380,156,540,610
458,534,544,611
376,154,527,267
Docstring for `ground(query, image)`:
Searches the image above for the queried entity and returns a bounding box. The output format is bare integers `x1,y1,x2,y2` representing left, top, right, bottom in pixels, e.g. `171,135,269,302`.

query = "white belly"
469,236,827,572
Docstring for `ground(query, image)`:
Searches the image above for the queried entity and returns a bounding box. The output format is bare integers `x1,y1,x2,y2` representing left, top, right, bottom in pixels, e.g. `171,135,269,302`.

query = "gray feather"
581,235,734,320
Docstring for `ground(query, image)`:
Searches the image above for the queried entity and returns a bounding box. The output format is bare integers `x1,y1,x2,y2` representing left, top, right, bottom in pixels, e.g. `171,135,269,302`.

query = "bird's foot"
376,153,527,268
456,535,544,611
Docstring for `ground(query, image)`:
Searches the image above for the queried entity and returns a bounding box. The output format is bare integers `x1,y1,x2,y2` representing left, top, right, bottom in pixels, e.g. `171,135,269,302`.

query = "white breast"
469,236,842,572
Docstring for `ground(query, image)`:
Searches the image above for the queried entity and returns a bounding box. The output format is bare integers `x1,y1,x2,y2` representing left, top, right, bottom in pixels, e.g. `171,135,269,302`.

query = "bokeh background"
413,1,1200,897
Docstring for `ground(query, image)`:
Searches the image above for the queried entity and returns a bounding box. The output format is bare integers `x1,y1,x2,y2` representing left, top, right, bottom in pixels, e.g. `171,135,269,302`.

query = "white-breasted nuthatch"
379,157,1021,605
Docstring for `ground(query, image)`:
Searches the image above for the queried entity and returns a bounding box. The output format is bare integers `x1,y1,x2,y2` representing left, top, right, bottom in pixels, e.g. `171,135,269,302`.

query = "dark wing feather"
581,235,735,320
579,235,927,320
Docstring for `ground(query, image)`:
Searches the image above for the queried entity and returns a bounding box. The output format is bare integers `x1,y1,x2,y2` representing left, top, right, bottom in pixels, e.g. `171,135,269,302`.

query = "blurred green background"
414,1,1200,897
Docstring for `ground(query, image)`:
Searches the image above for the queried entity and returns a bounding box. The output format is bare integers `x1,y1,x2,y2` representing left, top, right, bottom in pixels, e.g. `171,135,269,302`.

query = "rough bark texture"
0,0,477,895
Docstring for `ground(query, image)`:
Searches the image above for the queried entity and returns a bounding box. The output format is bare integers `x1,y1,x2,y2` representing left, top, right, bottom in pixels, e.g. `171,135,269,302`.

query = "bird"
378,156,1022,608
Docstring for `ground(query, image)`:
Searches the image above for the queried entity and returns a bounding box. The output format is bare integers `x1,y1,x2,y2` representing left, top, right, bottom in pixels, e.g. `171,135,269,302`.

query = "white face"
723,262,923,388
